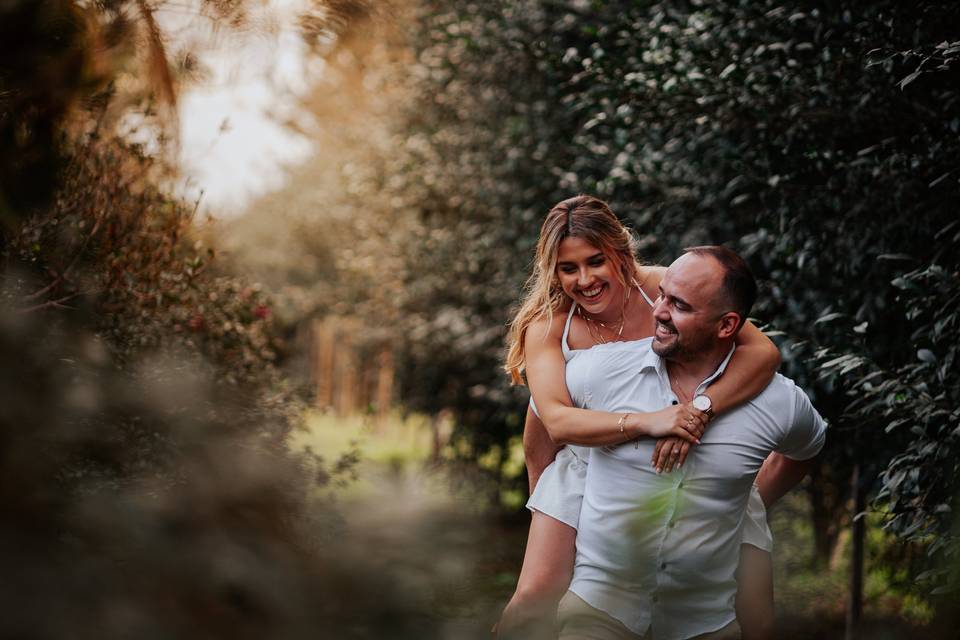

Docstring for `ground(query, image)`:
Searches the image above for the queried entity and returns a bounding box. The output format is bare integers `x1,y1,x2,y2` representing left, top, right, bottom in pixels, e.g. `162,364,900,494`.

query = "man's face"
652,253,727,361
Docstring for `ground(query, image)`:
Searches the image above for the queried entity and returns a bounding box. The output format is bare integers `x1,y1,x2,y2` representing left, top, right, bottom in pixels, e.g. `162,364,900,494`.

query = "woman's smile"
578,282,607,304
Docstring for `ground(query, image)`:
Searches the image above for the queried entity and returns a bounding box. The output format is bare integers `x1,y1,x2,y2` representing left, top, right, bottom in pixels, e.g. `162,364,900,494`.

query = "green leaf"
815,312,844,324
891,277,919,291
931,584,960,595
929,172,952,188
898,70,922,90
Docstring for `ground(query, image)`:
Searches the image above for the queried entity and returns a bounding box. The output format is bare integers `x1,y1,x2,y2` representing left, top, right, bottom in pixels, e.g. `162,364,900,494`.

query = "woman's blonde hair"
504,195,643,385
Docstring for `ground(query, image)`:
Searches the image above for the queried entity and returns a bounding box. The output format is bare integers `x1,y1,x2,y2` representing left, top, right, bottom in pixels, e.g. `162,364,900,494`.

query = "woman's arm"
525,315,705,447
703,320,782,414
652,320,781,471
523,406,562,493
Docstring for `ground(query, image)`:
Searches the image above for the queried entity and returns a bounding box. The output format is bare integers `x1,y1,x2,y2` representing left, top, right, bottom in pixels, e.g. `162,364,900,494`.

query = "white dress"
525,298,773,552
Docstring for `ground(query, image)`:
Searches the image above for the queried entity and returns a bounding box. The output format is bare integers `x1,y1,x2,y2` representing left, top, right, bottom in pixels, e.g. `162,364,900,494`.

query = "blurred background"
1,0,958,637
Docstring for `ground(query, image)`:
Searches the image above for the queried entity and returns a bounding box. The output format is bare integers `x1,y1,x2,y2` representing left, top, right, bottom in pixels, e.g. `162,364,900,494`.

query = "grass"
288,409,439,500
287,413,938,637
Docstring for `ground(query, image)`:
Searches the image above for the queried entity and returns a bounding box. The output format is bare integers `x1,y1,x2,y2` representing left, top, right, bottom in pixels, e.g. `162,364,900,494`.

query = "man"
557,246,826,640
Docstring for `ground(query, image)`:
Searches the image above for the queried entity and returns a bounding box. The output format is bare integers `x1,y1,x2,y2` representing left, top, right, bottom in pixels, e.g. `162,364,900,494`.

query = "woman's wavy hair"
504,195,643,385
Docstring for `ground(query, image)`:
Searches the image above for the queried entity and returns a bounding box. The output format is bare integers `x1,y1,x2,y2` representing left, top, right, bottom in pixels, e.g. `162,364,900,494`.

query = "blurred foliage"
765,492,937,636
219,11,409,341
384,0,960,606
0,304,509,638
0,0,511,637
9,134,282,390
0,0,106,226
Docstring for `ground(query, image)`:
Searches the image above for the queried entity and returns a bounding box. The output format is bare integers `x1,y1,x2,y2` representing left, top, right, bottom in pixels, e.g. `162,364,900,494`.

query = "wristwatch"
692,394,715,418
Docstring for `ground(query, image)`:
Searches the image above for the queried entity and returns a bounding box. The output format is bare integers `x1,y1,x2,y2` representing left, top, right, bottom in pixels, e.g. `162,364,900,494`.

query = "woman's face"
555,236,625,317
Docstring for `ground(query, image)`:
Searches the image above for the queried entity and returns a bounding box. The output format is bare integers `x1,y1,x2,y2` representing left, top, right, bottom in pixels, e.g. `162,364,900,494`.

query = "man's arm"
757,382,827,507
755,452,813,509
523,405,562,494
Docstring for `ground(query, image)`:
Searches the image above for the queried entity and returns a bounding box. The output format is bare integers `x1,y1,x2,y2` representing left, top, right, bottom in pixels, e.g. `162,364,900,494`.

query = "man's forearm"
755,453,812,508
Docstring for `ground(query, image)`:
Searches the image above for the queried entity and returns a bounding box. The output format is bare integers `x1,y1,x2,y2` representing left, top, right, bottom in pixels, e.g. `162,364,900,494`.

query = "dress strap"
561,303,577,358
636,281,656,308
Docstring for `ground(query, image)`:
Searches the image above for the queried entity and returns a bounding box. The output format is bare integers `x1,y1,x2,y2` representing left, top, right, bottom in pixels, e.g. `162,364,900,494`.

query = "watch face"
693,395,711,412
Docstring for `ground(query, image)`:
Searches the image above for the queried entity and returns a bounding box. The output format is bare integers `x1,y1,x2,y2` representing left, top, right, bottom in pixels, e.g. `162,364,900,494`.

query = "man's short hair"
683,245,758,329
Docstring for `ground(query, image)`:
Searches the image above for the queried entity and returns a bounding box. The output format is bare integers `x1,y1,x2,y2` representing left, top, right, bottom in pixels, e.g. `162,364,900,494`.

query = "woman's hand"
638,404,707,443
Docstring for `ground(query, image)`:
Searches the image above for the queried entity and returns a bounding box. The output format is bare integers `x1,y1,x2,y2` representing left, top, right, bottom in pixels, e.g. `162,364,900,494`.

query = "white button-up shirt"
570,344,826,640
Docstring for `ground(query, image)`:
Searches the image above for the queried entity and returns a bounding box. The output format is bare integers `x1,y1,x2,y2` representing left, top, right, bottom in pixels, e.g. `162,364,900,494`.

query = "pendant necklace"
578,286,632,345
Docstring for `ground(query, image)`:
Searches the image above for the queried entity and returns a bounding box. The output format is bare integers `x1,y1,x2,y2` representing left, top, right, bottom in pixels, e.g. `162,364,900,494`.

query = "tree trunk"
375,346,394,428
808,460,849,567
313,317,336,409
336,328,356,416
845,463,866,640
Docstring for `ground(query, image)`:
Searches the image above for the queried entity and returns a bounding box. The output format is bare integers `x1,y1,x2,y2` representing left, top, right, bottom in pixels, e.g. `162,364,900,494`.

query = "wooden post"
845,463,865,640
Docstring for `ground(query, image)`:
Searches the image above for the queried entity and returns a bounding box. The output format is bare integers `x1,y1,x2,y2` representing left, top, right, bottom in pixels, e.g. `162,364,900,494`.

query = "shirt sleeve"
776,384,827,460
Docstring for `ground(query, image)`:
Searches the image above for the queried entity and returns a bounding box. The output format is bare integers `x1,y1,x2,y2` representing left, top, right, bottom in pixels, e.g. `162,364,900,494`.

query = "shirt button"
671,400,678,405
660,562,667,570
652,595,660,603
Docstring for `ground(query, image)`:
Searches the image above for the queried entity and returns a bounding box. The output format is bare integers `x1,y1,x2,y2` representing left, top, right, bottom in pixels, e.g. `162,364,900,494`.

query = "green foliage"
393,0,960,596
0,1,504,635
9,134,283,392
827,254,960,595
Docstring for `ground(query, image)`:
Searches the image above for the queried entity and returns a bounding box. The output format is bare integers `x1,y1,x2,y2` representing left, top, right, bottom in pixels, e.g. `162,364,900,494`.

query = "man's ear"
717,312,741,339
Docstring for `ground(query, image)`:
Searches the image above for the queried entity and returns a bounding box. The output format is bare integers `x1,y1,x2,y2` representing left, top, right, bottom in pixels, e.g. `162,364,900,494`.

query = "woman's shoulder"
638,264,666,296
639,264,667,282
526,305,570,345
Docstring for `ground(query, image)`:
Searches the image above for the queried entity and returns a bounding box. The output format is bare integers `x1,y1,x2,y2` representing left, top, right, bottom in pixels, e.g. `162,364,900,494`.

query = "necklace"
672,374,693,403
578,286,632,345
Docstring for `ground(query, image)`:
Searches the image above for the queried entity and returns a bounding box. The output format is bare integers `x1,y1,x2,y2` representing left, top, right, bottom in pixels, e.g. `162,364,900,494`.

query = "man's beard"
652,320,681,358
652,320,711,360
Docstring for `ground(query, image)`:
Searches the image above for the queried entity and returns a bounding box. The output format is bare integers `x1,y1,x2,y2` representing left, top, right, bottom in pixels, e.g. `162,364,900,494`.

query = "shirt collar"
637,346,661,373
640,344,737,394
695,345,736,394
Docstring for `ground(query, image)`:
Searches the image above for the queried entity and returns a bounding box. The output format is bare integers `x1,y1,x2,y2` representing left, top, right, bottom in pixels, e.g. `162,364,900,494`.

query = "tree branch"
17,293,80,314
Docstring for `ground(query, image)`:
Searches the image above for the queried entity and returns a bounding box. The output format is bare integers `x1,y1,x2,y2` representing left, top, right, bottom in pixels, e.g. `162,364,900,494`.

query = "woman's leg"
735,544,774,640
497,511,577,639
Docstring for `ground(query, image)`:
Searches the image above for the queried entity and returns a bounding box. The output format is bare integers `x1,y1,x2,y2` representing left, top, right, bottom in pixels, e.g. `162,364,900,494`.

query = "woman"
498,195,779,639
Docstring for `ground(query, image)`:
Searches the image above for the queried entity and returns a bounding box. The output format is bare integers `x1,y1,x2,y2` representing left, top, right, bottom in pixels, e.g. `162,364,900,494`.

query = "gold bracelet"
618,413,631,442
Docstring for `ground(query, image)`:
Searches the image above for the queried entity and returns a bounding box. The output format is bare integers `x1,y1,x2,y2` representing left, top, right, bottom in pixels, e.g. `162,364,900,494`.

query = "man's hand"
652,437,691,473
650,402,712,472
